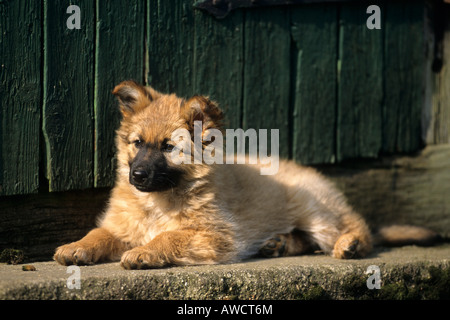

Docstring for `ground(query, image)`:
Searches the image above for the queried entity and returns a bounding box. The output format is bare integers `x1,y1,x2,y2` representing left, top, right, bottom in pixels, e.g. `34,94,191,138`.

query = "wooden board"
193,9,244,130
337,3,383,161
43,0,95,192
0,0,41,196
147,0,195,98
383,2,425,153
0,189,109,261
243,7,291,158
291,5,338,164
94,1,145,188
429,5,450,145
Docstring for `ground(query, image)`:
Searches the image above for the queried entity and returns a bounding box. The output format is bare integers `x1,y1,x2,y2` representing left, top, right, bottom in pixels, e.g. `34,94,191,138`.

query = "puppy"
54,80,438,269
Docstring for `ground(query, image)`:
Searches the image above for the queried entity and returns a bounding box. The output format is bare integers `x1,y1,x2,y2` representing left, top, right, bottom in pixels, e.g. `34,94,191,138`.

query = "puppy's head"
112,80,223,193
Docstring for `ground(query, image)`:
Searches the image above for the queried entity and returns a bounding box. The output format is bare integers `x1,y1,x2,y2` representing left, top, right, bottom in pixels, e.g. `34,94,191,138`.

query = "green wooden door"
0,1,429,196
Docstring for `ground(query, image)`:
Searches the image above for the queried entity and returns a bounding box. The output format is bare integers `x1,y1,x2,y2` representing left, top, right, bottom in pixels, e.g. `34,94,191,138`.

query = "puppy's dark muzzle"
128,148,182,192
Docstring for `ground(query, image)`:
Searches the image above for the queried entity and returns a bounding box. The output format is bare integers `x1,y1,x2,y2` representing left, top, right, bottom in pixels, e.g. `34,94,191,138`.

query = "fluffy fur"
54,81,438,269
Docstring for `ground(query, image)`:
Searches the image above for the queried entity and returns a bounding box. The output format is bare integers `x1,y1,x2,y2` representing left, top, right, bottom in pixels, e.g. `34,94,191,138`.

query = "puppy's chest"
135,208,181,245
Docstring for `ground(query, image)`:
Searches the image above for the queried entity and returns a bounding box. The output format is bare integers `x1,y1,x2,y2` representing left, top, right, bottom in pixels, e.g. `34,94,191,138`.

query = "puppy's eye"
162,141,175,152
133,139,144,148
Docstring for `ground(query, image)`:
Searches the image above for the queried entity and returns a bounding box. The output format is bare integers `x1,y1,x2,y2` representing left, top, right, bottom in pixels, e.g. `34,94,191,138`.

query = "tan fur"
54,81,378,269
373,225,440,247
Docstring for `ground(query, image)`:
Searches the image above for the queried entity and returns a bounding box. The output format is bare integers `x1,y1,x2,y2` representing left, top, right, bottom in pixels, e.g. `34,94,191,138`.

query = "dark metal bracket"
194,0,355,19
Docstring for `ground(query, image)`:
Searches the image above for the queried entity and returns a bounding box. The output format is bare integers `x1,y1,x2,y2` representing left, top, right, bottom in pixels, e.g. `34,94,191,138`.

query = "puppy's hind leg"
258,229,316,258
332,215,373,259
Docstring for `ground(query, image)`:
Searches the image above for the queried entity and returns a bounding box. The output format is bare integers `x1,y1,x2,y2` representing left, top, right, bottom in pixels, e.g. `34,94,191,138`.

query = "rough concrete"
1,244,449,300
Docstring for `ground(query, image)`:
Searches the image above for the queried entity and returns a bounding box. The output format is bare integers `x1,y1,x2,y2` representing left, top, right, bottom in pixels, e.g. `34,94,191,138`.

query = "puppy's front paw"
120,247,165,269
53,242,96,266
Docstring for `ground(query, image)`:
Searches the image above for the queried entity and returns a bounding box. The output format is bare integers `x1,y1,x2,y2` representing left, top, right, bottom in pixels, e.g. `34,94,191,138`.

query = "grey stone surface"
1,244,449,300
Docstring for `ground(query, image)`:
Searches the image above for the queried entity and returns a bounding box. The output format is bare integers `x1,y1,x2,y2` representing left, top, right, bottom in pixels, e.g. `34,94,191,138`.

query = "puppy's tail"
372,225,446,247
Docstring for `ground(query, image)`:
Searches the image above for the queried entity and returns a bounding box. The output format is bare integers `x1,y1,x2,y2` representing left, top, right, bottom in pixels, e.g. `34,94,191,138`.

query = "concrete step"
1,244,449,300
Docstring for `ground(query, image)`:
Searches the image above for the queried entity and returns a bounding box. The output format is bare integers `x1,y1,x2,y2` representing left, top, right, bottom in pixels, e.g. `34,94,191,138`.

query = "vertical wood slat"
148,0,244,130
147,0,195,98
383,2,425,153
0,0,41,195
243,8,291,158
43,0,95,192
94,0,145,188
337,3,383,161
430,16,450,144
291,5,338,164
193,9,244,130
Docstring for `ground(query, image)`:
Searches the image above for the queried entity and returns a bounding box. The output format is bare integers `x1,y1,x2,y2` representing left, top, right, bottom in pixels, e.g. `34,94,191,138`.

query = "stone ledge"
1,244,449,300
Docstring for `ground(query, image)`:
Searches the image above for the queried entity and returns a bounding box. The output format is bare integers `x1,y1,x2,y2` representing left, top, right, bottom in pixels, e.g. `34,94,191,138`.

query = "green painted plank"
193,9,243,130
94,0,145,188
243,8,291,158
0,0,41,195
147,0,195,98
43,0,95,192
383,2,425,153
337,3,383,161
291,5,337,164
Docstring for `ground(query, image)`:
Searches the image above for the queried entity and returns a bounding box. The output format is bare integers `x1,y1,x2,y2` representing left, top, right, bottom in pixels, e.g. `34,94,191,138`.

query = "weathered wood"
94,1,145,188
193,9,244,129
243,7,291,158
383,2,425,153
428,5,450,144
337,3,383,161
0,1,440,197
43,0,95,192
147,0,195,98
291,5,338,164
0,189,110,261
0,0,41,195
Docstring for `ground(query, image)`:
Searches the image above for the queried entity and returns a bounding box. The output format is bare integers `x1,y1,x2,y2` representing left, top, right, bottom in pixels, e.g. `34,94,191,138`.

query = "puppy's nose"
132,169,149,184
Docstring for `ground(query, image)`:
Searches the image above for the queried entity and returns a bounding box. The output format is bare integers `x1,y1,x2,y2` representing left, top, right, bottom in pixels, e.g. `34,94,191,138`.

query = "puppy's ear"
182,96,224,132
112,80,157,117
144,86,162,101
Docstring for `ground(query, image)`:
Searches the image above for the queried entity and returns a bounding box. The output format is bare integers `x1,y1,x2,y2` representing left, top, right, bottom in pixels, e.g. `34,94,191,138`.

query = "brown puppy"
54,81,437,269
